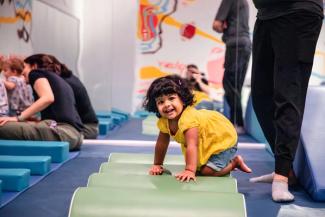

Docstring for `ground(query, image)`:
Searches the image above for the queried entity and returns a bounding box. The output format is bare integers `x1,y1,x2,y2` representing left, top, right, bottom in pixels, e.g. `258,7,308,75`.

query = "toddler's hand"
175,170,196,182
149,165,164,175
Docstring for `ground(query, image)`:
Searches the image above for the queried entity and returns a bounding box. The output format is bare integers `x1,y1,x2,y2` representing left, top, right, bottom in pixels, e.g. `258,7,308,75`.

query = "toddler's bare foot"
232,155,252,173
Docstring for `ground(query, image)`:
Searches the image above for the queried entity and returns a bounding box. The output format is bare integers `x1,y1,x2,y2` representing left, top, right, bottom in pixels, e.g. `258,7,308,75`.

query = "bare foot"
232,155,252,173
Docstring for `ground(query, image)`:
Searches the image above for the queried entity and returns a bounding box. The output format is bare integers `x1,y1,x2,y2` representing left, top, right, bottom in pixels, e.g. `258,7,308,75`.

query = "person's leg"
56,123,84,151
199,146,251,177
233,45,251,127
269,11,322,202
201,155,251,176
251,19,276,150
0,120,60,141
223,46,243,126
82,123,99,139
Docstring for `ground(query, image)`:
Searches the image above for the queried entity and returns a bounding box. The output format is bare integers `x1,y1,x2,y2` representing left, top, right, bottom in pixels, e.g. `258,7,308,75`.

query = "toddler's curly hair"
143,74,193,117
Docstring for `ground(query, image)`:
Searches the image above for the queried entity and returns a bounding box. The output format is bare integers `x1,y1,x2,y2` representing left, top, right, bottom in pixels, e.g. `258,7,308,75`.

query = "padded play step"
0,168,30,191
98,118,115,135
108,153,184,165
111,108,129,120
0,179,2,199
0,155,51,175
293,87,325,201
99,162,185,175
87,173,237,193
0,140,69,163
69,187,246,217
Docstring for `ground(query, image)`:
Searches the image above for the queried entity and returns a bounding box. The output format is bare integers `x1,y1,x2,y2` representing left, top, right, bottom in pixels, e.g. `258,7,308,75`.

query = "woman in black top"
0,54,83,151
46,55,99,139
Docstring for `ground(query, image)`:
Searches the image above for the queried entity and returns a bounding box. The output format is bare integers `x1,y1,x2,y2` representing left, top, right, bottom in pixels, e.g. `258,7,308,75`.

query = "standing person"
2,57,33,116
143,75,251,182
250,0,323,202
212,0,251,134
0,54,84,151
46,55,99,139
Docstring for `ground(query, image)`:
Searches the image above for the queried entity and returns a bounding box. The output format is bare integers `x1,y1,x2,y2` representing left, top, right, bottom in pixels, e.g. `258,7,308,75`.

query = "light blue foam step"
0,140,69,163
0,179,2,200
0,155,51,175
96,111,111,119
98,118,115,135
0,169,30,191
111,108,129,120
293,87,325,201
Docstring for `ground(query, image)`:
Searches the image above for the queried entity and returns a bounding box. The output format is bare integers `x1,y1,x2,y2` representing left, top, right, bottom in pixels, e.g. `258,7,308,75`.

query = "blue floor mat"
0,152,79,208
233,148,325,217
1,143,323,217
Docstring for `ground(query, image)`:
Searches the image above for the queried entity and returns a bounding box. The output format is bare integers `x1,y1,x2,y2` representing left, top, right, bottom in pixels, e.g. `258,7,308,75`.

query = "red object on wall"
180,23,196,39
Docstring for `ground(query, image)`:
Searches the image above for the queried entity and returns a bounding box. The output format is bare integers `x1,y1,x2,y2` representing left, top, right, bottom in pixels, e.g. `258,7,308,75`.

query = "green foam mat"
99,162,185,175
69,187,246,217
87,173,237,193
108,153,184,165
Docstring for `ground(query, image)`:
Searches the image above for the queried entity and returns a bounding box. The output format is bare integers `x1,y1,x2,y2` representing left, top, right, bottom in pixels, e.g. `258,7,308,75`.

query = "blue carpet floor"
1,118,323,217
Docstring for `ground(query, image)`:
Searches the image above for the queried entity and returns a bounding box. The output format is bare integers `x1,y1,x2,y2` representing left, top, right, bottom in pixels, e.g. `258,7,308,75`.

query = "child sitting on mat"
143,75,252,182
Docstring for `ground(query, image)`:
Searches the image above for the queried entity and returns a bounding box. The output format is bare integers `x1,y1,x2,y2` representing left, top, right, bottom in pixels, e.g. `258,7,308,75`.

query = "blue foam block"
293,87,325,201
111,108,129,120
0,140,69,163
0,169,30,191
0,155,51,175
98,118,115,135
96,111,111,119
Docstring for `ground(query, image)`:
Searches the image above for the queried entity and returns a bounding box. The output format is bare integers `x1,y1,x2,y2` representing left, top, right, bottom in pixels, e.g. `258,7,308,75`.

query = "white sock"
272,180,294,202
249,172,274,183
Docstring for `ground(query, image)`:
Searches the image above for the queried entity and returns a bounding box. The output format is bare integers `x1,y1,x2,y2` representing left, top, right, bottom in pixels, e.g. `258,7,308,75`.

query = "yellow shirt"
157,106,237,169
193,90,212,106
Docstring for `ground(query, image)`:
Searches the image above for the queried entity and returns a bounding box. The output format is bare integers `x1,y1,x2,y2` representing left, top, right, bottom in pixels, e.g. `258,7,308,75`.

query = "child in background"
0,55,9,116
143,75,251,182
0,80,9,117
2,57,33,116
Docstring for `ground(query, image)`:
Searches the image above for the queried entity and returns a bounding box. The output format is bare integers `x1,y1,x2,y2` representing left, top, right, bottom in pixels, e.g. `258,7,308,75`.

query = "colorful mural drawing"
138,0,178,54
133,0,325,113
0,0,32,42
134,0,227,113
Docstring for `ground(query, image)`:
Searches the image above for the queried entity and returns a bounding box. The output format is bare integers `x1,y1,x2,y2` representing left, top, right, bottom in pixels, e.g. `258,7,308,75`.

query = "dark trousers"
223,45,251,127
251,11,323,177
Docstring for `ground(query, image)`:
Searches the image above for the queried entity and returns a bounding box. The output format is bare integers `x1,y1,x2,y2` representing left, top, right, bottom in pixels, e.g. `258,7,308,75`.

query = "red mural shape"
180,23,196,39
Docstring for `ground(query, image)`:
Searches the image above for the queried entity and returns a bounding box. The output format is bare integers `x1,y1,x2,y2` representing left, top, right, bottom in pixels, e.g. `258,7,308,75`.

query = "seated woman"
0,54,83,151
46,55,98,139
186,64,221,111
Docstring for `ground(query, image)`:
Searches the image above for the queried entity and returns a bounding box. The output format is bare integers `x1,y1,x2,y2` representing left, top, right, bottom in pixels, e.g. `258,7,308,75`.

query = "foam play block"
98,118,115,135
96,111,111,118
112,108,129,119
0,155,51,175
244,95,268,144
0,168,30,191
108,153,184,165
87,173,237,193
293,87,325,201
68,187,246,217
0,140,69,163
99,162,185,175
0,179,2,198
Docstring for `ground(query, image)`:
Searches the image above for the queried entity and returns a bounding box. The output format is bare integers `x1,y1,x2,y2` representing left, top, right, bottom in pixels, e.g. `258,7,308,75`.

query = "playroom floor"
0,118,324,217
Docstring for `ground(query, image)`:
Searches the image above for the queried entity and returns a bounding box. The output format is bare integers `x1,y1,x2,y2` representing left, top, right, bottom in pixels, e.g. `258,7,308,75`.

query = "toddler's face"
155,93,184,120
2,66,12,78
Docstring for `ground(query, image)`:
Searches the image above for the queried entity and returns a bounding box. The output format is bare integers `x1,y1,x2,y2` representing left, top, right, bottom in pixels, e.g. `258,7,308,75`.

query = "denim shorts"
206,145,237,172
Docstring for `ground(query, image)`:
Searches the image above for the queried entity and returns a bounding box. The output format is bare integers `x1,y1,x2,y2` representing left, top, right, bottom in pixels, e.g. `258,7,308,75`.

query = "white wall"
79,0,137,113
